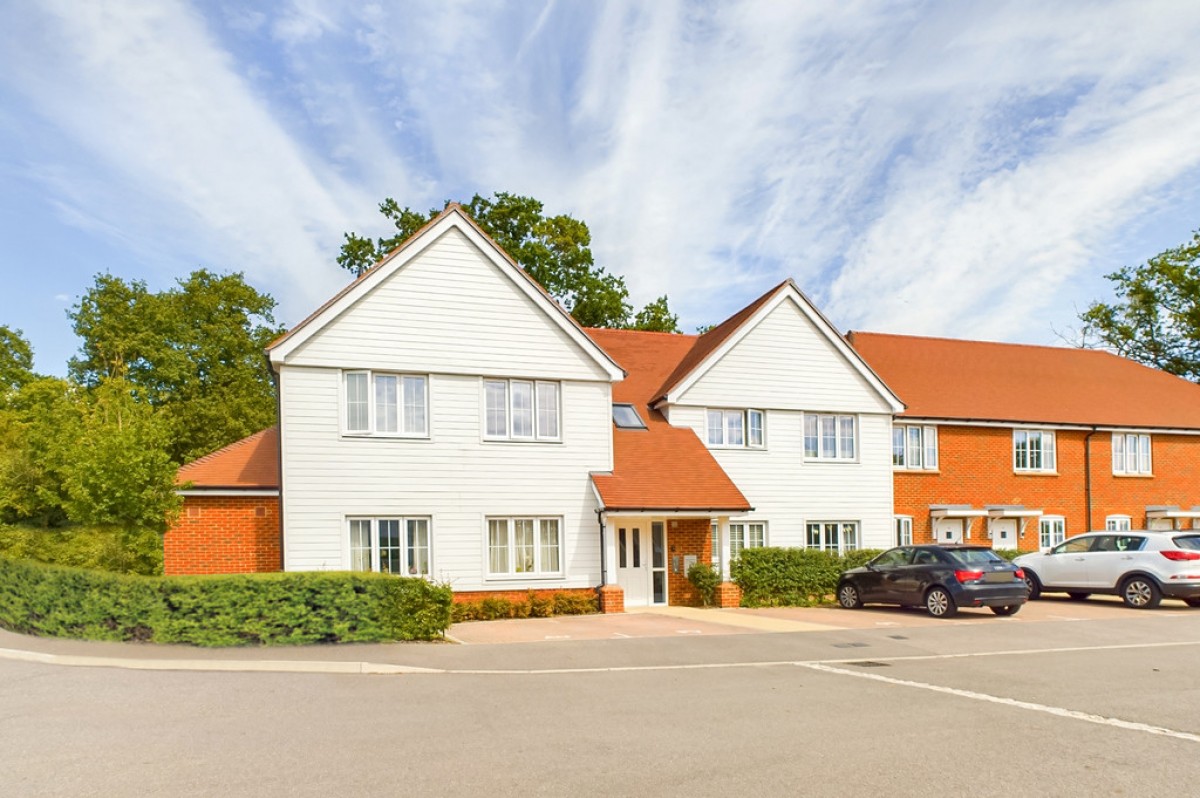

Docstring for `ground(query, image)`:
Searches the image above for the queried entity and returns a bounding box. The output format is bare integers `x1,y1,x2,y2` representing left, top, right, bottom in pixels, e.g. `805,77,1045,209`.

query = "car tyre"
991,605,1021,616
1120,576,1162,609
925,586,958,618
1067,592,1090,601
837,582,863,609
1023,571,1042,601
1186,598,1200,608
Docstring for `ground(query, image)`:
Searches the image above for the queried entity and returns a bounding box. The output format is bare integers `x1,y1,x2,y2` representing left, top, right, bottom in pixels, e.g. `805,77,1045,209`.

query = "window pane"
374,375,398,433
652,522,665,568
827,522,840,551
485,381,507,437
488,519,509,573
539,519,560,572
924,427,938,469
407,518,429,576
726,411,744,446
349,519,372,571
710,521,720,568
1014,431,1028,470
749,523,765,548
1044,432,1056,470
842,523,858,551
1139,435,1151,473
805,523,821,550
804,415,819,458
632,527,641,568
511,382,534,438
839,417,855,459
402,376,426,435
346,373,369,432
892,427,906,466
730,524,745,558
378,519,402,574
536,383,559,439
1112,434,1125,472
907,426,922,468
1126,435,1137,473
513,518,535,572
1028,432,1042,470
707,410,724,445
613,403,645,429
820,416,836,458
619,528,627,568
748,410,764,447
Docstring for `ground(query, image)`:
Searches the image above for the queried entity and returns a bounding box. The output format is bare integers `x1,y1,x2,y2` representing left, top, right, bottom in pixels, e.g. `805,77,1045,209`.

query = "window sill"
482,438,563,445
803,458,860,465
894,467,940,474
341,433,431,441
1013,470,1058,476
484,574,565,583
1113,472,1154,478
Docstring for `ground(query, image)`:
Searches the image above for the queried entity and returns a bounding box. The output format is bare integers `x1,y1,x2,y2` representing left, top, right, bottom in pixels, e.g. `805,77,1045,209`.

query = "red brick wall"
667,517,711,606
895,427,1200,550
165,495,281,575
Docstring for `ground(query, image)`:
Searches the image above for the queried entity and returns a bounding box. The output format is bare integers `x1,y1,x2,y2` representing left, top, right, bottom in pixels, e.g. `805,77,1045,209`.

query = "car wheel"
925,586,958,618
1120,576,1162,609
1067,592,1091,601
1186,598,1200,608
991,605,1021,616
1023,571,1042,600
837,582,863,609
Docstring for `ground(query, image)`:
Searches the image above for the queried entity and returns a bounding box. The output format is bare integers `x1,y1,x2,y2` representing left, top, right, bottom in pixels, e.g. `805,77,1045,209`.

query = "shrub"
0,557,452,646
992,549,1020,561
732,547,883,607
451,590,599,623
0,523,163,575
686,563,720,607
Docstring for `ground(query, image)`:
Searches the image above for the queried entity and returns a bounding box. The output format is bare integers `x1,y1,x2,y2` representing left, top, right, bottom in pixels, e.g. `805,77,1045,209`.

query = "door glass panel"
632,527,641,568
652,571,666,604
652,522,665,568
618,529,627,568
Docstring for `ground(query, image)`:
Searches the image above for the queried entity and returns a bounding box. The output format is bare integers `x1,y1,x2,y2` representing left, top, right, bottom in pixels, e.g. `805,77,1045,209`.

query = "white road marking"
544,635,571,641
797,661,1200,744
676,630,703,635
611,633,631,639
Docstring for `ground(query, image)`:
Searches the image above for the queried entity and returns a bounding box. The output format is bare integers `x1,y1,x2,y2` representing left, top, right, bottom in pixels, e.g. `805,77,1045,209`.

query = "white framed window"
1105,514,1132,532
483,379,560,441
343,371,428,437
1039,516,1066,549
348,517,431,576
895,516,913,546
1014,429,1056,472
706,409,765,448
804,414,857,461
710,520,720,570
486,517,562,577
730,522,766,559
612,403,646,429
805,521,860,554
1112,433,1152,475
892,425,938,469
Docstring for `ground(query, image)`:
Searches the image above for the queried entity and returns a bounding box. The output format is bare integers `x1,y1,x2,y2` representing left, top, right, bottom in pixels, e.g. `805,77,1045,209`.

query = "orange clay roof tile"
176,427,279,489
848,332,1200,429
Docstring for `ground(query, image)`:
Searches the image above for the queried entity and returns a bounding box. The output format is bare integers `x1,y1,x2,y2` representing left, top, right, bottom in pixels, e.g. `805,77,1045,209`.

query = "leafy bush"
686,563,720,607
732,547,883,607
0,557,452,645
0,523,163,575
992,549,1020,561
451,590,599,622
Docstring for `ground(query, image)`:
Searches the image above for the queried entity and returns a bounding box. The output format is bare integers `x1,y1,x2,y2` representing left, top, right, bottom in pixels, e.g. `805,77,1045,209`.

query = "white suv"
1014,530,1200,609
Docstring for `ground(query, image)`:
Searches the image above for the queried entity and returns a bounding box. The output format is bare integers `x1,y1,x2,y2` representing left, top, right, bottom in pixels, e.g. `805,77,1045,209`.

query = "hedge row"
0,523,163,575
0,557,452,646
451,591,598,622
732,547,883,607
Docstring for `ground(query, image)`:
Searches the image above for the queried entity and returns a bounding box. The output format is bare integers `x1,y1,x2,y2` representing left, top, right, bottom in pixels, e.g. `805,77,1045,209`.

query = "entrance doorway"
991,518,1018,549
614,520,668,606
933,517,964,544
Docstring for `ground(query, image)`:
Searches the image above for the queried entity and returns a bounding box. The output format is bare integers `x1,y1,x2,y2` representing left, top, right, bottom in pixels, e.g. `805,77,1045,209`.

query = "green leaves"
0,326,35,400
732,547,883,607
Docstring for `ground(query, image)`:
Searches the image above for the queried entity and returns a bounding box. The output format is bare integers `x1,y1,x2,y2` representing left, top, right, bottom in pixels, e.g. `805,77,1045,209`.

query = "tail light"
1161,550,1200,561
1013,568,1025,580
954,569,984,583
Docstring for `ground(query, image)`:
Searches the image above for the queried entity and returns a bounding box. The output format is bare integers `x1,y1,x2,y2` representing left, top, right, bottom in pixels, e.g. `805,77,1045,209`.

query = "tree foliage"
339,192,680,331
0,326,35,401
1081,231,1200,381
69,269,283,462
0,378,78,527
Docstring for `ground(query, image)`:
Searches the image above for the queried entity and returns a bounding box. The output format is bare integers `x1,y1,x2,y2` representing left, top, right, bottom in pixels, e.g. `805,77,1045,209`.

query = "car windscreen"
1173,535,1200,551
948,549,1004,565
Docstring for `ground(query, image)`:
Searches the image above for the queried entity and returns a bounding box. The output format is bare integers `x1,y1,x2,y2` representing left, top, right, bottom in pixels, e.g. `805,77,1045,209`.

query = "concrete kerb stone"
0,646,444,675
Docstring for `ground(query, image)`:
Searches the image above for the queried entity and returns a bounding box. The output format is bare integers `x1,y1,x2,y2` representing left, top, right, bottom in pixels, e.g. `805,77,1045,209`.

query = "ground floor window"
1039,516,1066,549
487,517,562,577
895,516,913,546
730,522,766,559
348,517,430,576
806,521,860,554
1105,515,1132,531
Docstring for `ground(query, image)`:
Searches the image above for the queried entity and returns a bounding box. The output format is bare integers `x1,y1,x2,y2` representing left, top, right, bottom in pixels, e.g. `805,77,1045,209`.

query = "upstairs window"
893,425,938,469
804,414,856,461
706,409,765,448
1112,433,1151,475
344,371,427,437
1014,429,1056,472
484,379,560,441
612,403,646,429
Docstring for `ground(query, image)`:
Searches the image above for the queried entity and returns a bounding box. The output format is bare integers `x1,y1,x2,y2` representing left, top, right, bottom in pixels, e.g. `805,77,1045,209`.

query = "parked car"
1015,530,1200,609
837,545,1027,618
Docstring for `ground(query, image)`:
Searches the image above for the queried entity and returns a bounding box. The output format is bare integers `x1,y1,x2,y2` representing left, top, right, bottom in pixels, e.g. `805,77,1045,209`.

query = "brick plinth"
597,584,625,614
715,581,742,608
165,495,281,575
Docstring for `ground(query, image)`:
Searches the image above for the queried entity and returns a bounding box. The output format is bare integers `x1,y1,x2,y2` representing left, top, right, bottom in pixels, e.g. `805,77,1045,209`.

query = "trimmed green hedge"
0,557,452,646
451,590,598,622
732,547,884,607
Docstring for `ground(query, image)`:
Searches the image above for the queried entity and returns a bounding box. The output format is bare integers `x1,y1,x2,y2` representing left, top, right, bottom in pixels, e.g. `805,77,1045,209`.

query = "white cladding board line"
284,228,610,382
278,366,611,589
677,298,893,413
670,407,895,549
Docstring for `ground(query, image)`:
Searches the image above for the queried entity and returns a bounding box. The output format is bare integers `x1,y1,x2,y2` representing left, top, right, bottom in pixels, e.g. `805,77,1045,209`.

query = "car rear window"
1173,535,1200,551
949,549,1004,565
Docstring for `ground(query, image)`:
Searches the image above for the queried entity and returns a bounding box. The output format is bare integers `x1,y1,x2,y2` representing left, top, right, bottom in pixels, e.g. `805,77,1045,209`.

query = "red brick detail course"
165,496,281,575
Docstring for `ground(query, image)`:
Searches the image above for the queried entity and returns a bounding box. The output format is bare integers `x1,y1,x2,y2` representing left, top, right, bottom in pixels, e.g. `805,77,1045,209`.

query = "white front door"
991,518,1018,550
614,521,668,607
934,518,964,544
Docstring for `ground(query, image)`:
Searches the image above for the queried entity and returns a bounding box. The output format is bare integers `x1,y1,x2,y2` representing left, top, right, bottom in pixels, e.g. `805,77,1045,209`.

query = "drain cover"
849,661,891,668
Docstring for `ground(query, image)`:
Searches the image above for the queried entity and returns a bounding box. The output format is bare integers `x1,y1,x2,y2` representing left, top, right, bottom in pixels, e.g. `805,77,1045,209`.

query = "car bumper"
1160,581,1200,600
953,584,1028,607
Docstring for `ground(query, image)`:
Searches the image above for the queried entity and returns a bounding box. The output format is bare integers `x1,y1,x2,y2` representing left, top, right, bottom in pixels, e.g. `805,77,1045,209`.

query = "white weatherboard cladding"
677,299,893,413
284,228,610,382
669,409,895,549
278,366,611,589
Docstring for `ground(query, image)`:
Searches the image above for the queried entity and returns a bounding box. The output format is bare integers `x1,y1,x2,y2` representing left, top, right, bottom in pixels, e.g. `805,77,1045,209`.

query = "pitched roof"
177,427,280,489
586,328,751,512
848,332,1200,429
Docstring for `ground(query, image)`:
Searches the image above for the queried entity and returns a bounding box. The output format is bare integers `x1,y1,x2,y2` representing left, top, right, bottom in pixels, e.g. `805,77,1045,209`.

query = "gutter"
1084,426,1099,531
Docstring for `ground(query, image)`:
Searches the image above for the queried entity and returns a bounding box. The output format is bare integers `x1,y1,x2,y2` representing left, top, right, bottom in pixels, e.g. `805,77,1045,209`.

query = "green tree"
0,377,79,526
69,270,283,462
1081,231,1200,381
629,295,680,333
0,326,35,401
339,192,676,330
61,378,180,532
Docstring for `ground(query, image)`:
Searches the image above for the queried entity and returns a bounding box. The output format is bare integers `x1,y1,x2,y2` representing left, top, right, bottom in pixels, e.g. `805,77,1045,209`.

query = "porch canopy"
985,505,1043,542
1145,505,1200,528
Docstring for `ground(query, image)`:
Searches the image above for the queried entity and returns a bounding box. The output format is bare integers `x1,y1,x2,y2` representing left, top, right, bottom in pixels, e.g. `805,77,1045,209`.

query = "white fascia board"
177,489,280,497
665,286,905,412
268,209,624,381
898,417,1200,435
986,508,1045,518
930,507,989,518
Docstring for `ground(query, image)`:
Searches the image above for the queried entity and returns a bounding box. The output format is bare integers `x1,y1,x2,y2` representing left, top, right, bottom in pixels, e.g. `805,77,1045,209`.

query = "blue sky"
2,1,1200,376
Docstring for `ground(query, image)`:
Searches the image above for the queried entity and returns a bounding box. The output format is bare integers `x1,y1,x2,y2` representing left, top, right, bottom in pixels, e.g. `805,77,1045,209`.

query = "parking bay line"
797,661,1200,745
